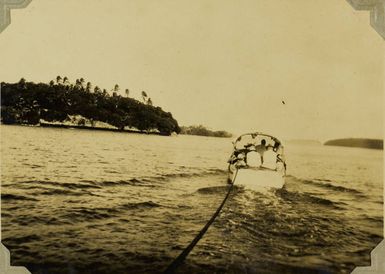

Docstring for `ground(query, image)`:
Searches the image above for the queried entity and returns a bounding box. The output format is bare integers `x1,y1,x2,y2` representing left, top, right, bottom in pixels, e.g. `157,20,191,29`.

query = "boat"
227,132,286,190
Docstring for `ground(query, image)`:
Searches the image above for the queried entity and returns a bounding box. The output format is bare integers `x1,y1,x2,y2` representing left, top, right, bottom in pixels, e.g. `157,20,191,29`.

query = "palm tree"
94,86,101,94
147,98,153,106
63,77,69,86
49,80,55,87
18,78,26,89
78,78,85,90
86,82,92,92
125,89,129,97
114,84,120,94
74,79,81,89
56,76,62,85
141,91,148,103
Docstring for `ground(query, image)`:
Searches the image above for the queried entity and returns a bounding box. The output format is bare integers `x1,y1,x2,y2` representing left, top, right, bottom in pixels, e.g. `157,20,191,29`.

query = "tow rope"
163,168,239,274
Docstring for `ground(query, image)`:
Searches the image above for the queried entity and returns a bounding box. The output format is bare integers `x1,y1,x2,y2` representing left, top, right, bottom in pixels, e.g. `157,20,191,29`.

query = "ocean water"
0,125,383,274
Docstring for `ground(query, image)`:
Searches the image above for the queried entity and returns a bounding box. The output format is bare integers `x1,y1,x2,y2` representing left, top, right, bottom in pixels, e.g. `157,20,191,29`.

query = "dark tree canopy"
180,125,232,138
1,78,181,135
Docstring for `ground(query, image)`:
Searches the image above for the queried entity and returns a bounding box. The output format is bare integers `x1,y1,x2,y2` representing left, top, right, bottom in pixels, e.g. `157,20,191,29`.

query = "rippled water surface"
1,125,383,274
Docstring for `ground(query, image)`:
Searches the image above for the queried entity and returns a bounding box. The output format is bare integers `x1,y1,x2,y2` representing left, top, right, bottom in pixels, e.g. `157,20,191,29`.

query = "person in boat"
255,139,268,165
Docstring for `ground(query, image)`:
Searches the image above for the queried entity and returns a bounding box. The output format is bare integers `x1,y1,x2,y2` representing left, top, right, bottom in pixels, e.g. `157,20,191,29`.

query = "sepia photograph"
0,0,384,273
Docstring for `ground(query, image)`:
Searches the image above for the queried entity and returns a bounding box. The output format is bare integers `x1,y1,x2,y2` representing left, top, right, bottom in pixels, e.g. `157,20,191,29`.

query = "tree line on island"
1,77,180,135
324,138,383,150
1,77,232,137
180,125,232,138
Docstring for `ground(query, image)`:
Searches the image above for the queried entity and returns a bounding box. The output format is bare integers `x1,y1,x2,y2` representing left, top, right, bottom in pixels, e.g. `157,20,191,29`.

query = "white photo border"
0,0,383,273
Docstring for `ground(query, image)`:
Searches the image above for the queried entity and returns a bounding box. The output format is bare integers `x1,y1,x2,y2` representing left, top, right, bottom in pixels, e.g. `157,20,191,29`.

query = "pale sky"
0,0,383,141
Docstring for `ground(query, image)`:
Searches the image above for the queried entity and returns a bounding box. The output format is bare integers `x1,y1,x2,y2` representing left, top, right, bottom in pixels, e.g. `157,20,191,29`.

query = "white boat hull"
227,132,287,191
229,166,285,190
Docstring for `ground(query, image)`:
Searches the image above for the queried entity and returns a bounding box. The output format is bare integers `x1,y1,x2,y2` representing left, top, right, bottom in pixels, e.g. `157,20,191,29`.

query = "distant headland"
180,125,232,138
324,138,383,150
1,77,180,136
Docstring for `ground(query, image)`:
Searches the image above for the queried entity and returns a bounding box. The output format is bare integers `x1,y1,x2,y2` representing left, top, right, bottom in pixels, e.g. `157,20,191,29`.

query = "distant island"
324,138,383,150
180,125,232,138
1,77,180,135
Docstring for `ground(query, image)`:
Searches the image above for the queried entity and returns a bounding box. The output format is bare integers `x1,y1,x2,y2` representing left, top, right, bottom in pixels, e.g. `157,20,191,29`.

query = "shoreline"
1,122,169,136
1,123,232,138
0,123,232,139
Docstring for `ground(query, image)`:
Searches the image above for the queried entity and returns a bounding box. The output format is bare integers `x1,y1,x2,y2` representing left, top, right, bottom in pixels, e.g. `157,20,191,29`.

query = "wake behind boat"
227,132,286,190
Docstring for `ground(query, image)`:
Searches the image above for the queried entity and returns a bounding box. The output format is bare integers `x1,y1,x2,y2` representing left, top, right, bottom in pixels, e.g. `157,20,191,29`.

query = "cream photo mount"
347,0,385,39
0,0,383,274
0,0,31,33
